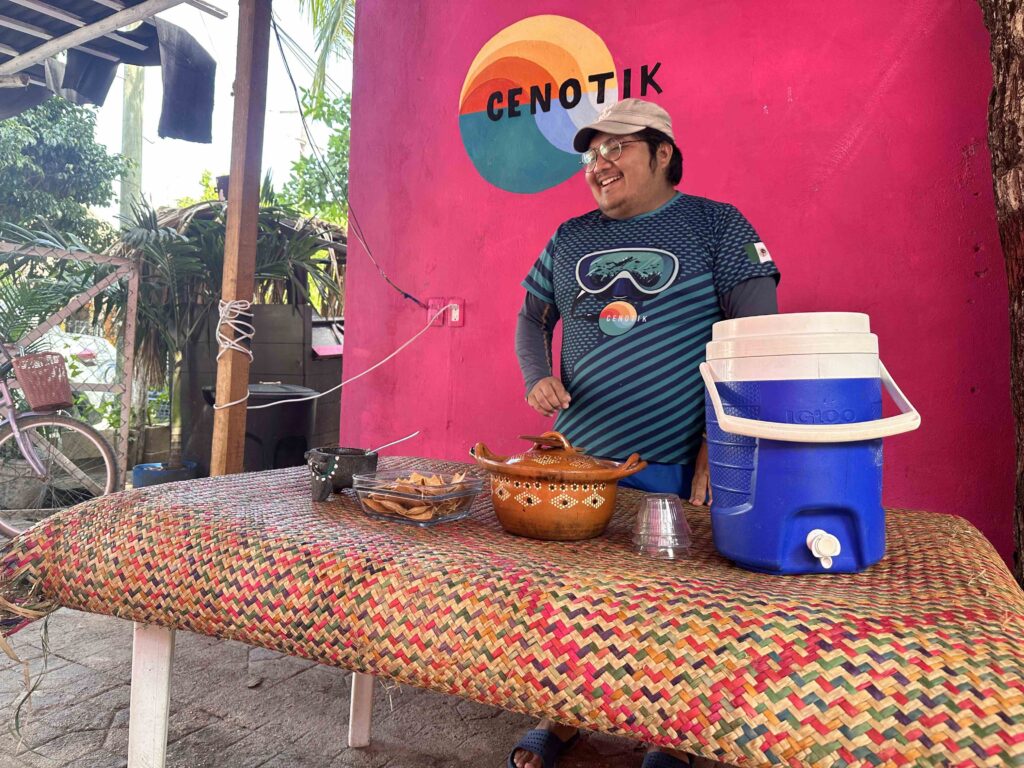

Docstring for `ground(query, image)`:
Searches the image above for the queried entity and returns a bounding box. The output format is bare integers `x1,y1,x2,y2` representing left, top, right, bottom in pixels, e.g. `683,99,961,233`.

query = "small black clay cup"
305,447,380,501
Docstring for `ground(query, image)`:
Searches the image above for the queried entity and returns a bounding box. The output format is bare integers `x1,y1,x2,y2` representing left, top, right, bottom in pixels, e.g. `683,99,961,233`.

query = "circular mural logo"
458,16,618,194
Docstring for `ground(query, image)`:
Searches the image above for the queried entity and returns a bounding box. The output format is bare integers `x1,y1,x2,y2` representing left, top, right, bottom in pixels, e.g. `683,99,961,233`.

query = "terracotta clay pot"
472,431,646,541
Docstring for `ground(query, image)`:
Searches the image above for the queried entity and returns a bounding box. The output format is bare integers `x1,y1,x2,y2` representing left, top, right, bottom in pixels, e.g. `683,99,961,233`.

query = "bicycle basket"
11,352,74,411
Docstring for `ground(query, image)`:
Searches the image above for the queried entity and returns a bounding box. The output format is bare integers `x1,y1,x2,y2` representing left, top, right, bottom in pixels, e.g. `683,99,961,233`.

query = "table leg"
348,671,374,747
127,622,176,768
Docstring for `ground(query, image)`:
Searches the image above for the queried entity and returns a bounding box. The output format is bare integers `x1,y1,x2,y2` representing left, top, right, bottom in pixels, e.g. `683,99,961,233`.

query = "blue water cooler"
699,313,920,575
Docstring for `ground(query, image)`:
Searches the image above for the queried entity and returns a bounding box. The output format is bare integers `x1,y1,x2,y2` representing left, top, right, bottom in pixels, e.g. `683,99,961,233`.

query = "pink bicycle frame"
0,375,47,478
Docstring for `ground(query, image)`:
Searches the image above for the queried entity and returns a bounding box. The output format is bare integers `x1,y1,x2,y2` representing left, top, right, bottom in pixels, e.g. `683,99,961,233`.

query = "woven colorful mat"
2,457,1023,767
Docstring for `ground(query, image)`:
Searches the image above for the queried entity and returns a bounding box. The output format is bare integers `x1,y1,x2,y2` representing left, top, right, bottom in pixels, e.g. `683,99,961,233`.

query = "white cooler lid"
712,312,870,339
706,312,878,360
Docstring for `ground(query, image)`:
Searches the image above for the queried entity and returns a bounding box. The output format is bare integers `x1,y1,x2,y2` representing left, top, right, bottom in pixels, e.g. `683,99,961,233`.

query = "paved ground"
0,609,653,768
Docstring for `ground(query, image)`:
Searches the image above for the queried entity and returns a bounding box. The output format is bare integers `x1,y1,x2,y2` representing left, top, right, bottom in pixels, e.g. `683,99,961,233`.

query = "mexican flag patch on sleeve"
743,242,772,264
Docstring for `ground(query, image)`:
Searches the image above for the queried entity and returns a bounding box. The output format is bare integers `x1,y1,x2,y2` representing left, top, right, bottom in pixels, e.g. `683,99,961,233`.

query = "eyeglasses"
580,139,645,173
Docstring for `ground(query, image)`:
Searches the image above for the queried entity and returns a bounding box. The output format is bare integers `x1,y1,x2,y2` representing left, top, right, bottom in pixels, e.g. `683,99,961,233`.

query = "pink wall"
343,1,1015,563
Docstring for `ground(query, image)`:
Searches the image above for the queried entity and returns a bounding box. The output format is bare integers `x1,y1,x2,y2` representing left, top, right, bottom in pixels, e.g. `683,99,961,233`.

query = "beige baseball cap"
572,98,676,152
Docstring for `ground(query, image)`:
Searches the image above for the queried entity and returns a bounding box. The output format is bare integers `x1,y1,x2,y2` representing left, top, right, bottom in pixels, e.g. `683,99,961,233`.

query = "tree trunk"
978,0,1024,582
167,352,184,470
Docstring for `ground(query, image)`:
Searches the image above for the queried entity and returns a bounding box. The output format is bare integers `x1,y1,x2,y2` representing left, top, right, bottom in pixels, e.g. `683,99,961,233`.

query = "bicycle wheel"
0,414,117,532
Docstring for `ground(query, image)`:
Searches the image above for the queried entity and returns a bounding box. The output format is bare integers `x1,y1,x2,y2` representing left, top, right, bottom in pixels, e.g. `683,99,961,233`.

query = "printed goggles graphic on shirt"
575,248,679,295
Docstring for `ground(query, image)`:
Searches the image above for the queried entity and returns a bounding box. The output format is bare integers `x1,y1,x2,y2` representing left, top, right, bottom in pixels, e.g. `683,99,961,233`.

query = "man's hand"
527,377,571,417
689,439,713,506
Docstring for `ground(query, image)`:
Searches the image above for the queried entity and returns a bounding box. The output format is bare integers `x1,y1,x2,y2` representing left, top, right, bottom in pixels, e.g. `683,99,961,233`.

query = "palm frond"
0,278,68,344
109,200,345,384
298,0,356,98
0,221,123,341
260,170,278,206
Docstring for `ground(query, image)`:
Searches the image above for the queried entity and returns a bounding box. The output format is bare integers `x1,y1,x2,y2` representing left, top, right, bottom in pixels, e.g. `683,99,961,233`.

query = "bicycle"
0,346,117,537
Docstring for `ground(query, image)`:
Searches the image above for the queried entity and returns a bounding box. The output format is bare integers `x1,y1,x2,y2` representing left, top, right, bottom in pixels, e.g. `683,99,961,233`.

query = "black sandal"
507,728,581,768
641,750,692,768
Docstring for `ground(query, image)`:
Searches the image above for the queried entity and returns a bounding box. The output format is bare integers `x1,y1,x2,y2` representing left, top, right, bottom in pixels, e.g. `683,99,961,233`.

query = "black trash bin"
195,384,319,473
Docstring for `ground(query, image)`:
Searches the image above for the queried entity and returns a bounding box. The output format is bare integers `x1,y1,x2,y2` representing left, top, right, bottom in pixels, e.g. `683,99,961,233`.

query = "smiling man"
512,99,780,768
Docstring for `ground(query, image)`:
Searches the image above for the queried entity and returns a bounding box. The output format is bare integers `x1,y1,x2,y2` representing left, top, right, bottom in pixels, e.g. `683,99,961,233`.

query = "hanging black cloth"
141,18,217,143
3,18,216,144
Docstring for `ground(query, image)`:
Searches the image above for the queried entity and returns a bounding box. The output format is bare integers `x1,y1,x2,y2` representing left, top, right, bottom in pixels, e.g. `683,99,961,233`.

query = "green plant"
0,277,69,345
114,199,344,470
72,392,121,430
280,90,350,225
0,222,122,338
3,200,344,471
298,0,356,100
0,100,129,252
146,388,170,425
0,227,126,429
175,170,220,208
94,396,122,430
118,203,209,469
186,202,345,309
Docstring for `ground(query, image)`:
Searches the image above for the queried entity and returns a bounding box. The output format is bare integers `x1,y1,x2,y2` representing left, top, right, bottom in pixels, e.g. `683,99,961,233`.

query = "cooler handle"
699,362,920,443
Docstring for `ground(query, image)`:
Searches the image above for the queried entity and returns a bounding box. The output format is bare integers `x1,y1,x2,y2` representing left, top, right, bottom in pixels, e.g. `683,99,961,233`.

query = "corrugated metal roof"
0,0,225,84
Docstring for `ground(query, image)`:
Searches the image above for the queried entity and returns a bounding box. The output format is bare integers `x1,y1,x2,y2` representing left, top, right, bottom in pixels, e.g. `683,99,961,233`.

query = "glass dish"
352,469,484,527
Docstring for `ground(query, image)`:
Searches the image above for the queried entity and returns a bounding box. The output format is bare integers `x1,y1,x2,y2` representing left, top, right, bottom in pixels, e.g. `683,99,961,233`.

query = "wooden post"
210,0,272,476
348,672,375,747
127,622,175,768
118,263,140,488
120,64,144,221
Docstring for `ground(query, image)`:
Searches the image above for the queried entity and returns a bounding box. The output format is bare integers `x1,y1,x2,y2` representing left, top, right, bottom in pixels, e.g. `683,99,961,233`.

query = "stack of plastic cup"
632,494,692,559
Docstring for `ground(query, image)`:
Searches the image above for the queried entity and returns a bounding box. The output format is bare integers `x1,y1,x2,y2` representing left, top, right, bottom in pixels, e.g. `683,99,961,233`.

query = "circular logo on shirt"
598,301,637,336
458,16,618,194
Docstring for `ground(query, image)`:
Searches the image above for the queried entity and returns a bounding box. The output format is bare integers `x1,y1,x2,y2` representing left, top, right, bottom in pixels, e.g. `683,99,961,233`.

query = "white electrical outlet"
448,298,465,327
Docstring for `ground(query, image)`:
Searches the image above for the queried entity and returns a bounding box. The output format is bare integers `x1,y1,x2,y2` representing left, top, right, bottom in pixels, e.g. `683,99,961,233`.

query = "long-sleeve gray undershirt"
515,276,779,394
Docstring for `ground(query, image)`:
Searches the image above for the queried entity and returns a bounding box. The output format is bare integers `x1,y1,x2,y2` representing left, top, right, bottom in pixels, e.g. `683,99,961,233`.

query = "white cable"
244,303,456,410
369,431,420,453
212,299,256,410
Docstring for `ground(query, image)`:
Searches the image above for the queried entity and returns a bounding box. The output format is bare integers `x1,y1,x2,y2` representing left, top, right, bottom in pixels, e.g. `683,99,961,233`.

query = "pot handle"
615,453,647,478
472,442,501,462
518,431,576,452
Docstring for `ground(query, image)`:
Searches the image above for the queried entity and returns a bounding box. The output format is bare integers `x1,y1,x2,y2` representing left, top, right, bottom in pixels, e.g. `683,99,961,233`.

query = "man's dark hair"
634,127,683,185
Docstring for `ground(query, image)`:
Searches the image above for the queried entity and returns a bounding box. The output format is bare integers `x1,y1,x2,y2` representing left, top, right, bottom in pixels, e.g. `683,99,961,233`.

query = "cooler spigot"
806,529,841,569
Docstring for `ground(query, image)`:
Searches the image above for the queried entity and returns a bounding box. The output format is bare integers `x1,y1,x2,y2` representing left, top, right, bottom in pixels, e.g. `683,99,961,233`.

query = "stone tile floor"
0,609,652,767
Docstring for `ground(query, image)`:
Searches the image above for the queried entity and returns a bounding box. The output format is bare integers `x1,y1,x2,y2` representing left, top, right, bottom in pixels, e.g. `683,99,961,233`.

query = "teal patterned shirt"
522,193,780,464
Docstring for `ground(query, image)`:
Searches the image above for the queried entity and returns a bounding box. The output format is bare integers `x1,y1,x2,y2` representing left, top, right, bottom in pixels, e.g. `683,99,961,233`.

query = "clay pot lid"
502,432,608,471
473,431,647,482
